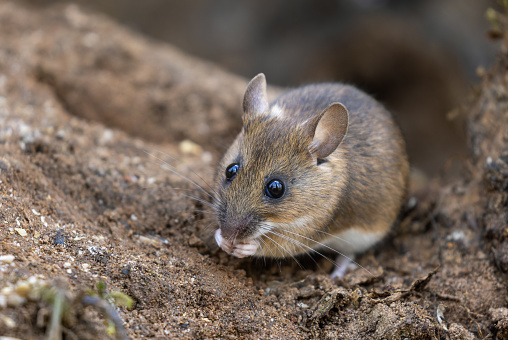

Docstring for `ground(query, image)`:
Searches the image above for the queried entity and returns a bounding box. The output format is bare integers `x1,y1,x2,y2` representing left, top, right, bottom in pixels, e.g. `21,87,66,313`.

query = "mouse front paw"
231,240,259,258
215,229,234,254
214,229,259,258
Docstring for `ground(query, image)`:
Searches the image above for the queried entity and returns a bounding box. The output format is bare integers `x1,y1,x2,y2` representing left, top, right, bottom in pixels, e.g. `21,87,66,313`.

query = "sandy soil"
0,2,507,339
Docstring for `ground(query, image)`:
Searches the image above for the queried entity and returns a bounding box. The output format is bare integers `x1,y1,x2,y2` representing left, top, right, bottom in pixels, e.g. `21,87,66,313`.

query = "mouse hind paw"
330,255,358,280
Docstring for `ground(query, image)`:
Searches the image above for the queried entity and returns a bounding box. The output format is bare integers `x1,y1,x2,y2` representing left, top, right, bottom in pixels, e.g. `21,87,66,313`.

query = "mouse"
213,73,409,278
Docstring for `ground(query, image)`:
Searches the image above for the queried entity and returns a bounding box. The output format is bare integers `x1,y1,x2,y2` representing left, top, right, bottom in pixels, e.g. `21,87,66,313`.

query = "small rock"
179,139,203,156
0,255,15,263
14,228,27,237
121,265,131,277
447,323,476,340
446,230,466,243
98,129,114,145
188,235,203,247
6,293,25,307
299,285,319,298
53,230,66,245
0,158,10,171
311,287,348,320
56,129,66,139
13,282,31,298
201,151,213,164
0,314,16,328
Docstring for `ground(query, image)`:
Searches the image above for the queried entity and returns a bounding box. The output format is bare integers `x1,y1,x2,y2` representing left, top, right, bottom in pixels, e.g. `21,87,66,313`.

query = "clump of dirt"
0,2,507,339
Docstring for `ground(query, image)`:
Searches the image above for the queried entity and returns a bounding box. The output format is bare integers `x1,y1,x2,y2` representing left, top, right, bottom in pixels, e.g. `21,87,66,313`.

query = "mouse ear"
243,73,269,116
308,102,349,159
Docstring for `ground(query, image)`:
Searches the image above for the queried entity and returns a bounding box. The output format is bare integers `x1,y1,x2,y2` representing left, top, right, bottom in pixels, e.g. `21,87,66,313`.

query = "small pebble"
0,159,10,171
56,129,66,139
53,230,66,245
14,283,31,298
0,255,15,263
6,294,25,307
0,295,6,308
14,228,27,237
0,315,16,326
201,151,213,164
99,129,114,145
121,265,131,276
179,139,203,156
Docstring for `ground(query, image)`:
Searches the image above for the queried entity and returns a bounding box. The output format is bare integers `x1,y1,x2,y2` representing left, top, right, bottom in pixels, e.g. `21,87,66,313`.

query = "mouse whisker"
259,224,321,266
257,232,277,259
169,187,220,205
258,225,319,270
145,150,220,205
200,221,219,234
256,237,268,266
268,226,374,277
263,227,343,271
180,193,218,210
261,232,305,270
256,233,283,271
192,209,217,216
195,218,217,224
298,224,353,246
259,226,321,266
146,149,221,201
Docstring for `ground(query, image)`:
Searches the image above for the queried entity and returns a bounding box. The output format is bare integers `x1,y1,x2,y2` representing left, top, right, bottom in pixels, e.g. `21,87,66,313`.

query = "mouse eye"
225,163,239,180
265,179,285,199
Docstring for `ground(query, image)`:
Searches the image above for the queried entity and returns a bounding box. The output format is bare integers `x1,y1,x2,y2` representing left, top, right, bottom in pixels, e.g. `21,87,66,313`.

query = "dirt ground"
0,2,507,339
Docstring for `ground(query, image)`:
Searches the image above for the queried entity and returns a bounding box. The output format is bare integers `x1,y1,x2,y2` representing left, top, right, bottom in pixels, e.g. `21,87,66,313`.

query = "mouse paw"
231,240,259,258
330,256,357,280
215,229,259,258
214,229,234,254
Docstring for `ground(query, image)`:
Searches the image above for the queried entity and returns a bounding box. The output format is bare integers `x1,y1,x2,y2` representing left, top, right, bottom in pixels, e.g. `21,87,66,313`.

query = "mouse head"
215,74,349,256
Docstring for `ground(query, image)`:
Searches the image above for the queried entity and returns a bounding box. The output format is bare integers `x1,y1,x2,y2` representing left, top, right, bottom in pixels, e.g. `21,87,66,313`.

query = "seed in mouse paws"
265,179,285,199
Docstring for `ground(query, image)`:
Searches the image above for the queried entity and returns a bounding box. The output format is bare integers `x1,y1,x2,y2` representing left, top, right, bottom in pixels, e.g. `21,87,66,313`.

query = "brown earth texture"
0,2,507,340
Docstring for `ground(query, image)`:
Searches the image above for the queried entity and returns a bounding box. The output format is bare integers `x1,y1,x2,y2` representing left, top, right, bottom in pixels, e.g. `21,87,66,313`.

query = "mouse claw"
215,229,233,254
232,240,259,258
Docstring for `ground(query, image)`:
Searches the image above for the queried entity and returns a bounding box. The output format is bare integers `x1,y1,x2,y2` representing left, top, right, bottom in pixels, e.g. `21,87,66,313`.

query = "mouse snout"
219,215,256,240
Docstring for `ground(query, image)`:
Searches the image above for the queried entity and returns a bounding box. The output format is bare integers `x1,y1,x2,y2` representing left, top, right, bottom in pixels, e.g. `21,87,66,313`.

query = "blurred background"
21,0,499,176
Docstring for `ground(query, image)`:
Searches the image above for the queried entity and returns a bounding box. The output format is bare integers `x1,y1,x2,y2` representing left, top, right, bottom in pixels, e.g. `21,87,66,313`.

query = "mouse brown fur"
214,73,409,277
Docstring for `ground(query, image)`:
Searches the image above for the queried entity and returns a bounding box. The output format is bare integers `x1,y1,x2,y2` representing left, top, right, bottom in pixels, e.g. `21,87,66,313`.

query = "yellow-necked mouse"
214,73,409,278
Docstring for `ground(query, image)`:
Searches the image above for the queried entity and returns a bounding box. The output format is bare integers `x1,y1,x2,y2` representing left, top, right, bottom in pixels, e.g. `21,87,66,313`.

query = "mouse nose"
220,215,255,240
